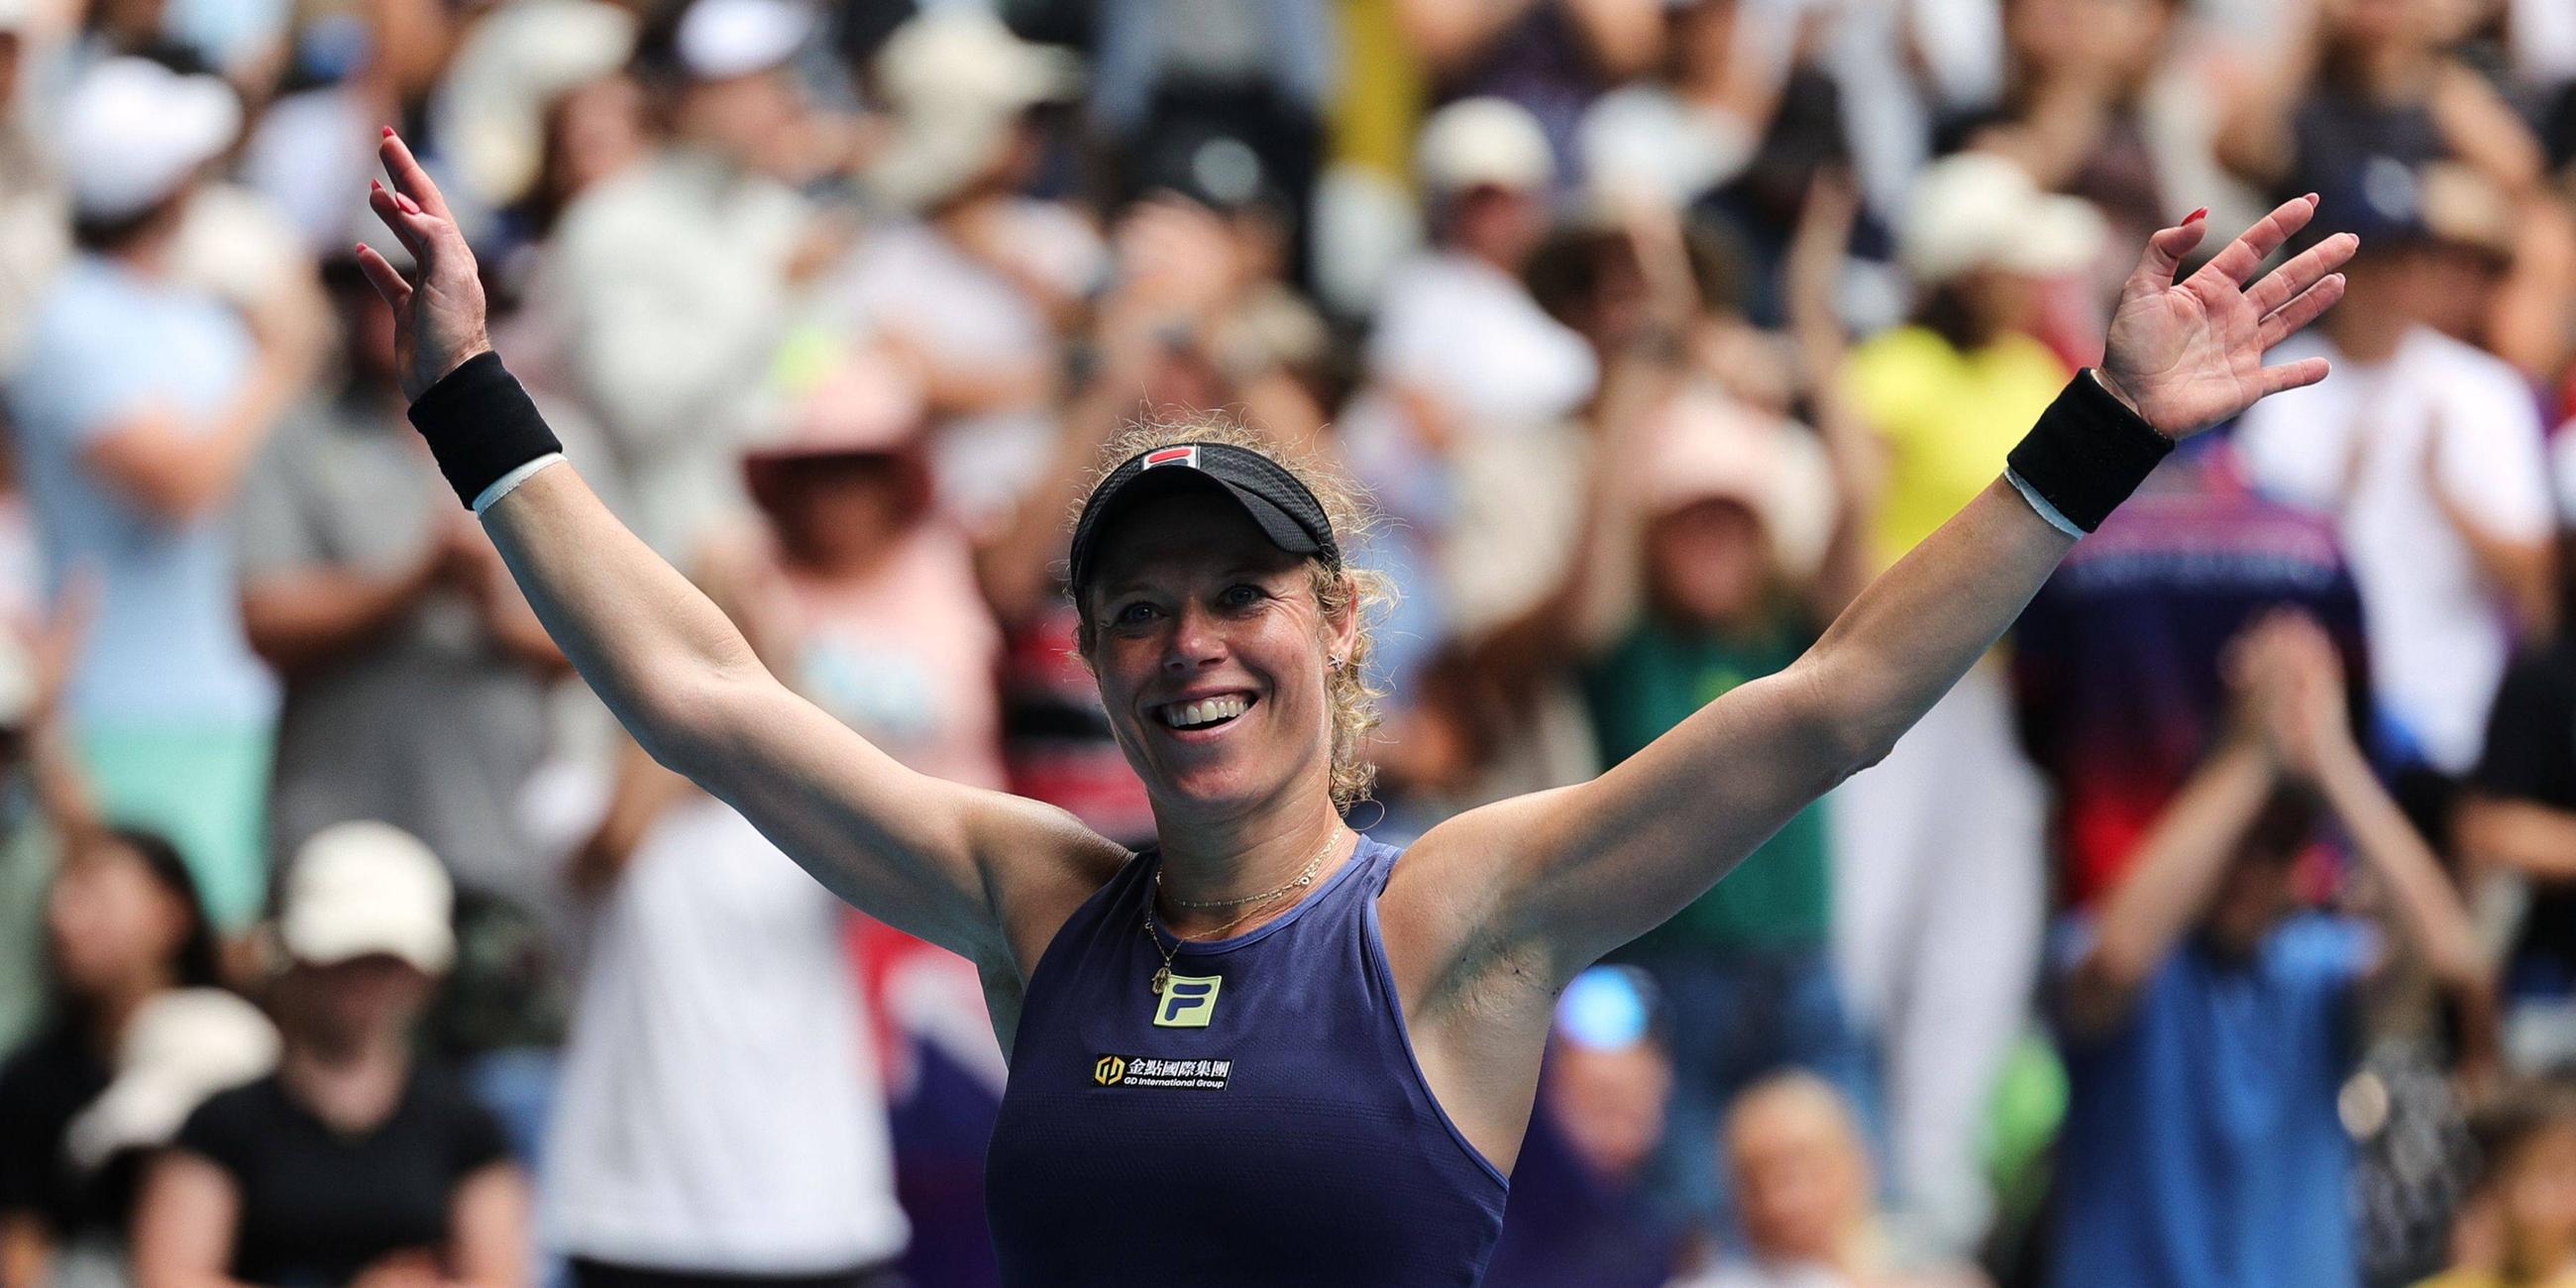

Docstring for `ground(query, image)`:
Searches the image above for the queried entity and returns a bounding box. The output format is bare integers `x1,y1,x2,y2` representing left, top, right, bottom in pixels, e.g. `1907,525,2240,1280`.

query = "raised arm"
1413,196,2358,982
349,132,1118,971
2062,614,2310,1032
2278,622,2487,1000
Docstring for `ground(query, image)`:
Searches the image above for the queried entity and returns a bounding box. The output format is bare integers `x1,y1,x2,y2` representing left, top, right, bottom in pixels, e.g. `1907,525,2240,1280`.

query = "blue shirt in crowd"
2047,912,2375,1288
6,254,275,726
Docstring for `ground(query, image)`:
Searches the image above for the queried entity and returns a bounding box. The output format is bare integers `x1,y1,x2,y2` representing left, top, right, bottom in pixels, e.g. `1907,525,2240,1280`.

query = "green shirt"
1581,614,1830,951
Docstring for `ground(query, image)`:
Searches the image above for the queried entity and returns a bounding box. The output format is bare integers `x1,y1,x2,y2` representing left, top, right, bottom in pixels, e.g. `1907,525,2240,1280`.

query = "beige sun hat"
1642,386,1838,580
743,341,927,461
434,0,639,211
864,10,1082,211
1898,151,2107,286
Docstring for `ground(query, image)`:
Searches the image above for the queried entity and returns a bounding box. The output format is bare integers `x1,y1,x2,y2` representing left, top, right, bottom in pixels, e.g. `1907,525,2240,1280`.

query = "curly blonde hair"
1069,416,1395,810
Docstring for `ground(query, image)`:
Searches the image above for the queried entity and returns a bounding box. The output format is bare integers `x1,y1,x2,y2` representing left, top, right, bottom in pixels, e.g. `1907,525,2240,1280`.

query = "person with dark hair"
2048,612,2490,1288
0,824,227,1288
355,118,2351,1284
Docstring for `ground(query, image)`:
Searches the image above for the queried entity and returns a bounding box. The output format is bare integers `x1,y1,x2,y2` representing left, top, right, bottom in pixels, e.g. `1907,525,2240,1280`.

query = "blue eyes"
1111,585,1266,627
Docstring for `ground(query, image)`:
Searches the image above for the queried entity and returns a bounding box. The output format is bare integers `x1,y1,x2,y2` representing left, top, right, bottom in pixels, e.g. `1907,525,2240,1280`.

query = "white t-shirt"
544,794,908,1273
1362,250,1598,430
1337,248,1600,536
2234,326,2553,774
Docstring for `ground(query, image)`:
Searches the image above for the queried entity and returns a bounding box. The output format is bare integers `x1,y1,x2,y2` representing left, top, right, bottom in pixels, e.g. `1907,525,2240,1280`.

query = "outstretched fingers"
2254,354,2332,399
2195,194,2318,290
352,242,412,310
2258,272,2346,350
2126,209,2209,293
2244,231,2358,318
377,128,457,221
367,180,426,259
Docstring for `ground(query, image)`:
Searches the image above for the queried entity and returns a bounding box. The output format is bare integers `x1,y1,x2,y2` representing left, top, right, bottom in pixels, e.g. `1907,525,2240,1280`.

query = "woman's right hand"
355,130,492,402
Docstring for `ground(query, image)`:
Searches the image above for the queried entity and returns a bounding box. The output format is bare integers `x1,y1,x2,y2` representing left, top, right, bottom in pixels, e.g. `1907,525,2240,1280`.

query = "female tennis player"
355,130,2352,1286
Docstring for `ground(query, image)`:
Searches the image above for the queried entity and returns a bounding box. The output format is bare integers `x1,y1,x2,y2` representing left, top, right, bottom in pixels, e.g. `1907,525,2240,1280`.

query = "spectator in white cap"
1365,96,1594,452
4,55,326,933
132,821,530,1288
1,823,223,1288
1333,97,1597,751
835,8,1102,530
1831,148,2102,1255
537,0,834,556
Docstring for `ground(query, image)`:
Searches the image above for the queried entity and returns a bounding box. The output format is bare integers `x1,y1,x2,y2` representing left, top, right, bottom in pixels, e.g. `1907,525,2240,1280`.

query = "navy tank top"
986,835,1511,1286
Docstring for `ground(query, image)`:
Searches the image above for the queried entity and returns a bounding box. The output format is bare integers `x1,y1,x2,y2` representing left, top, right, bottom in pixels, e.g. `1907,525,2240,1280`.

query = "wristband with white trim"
406,351,563,510
472,453,564,513
2003,369,2174,535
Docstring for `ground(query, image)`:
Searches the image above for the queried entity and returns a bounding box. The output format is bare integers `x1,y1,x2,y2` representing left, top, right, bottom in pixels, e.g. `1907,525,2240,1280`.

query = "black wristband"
2003,370,2174,534
406,351,563,509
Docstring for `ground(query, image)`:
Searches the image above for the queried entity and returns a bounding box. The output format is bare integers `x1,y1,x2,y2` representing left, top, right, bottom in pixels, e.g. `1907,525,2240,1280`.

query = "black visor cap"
1067,443,1342,605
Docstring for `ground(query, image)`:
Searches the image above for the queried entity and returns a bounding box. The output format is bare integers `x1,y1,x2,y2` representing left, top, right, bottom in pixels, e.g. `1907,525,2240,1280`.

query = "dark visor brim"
1070,467,1325,600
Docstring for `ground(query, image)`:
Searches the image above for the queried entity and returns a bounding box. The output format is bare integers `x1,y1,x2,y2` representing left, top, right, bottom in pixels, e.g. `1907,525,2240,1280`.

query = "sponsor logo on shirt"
1093,1054,1233,1090
1152,974,1223,1027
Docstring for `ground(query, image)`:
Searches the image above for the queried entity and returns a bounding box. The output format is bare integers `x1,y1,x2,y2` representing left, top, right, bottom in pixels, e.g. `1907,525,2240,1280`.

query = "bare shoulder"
959,788,1137,980
1377,787,1580,1011
1372,790,1582,1176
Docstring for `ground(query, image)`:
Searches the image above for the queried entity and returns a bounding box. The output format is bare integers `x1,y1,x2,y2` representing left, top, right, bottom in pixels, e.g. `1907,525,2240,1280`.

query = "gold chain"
1143,830,1342,995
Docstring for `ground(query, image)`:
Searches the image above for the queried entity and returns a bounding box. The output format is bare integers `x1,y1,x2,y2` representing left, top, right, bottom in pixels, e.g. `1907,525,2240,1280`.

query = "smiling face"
1082,490,1353,825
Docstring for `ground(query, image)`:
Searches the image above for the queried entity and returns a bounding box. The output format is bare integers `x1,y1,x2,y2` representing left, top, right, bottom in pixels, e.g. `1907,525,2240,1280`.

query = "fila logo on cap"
1140,446,1201,471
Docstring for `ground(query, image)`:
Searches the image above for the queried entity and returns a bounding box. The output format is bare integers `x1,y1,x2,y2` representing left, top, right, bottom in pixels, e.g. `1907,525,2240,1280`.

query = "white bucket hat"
60,57,243,220
277,820,456,974
1898,152,2106,286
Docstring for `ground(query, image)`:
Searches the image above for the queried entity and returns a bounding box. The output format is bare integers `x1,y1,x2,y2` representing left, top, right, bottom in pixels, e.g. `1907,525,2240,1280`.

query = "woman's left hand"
2098,194,2358,438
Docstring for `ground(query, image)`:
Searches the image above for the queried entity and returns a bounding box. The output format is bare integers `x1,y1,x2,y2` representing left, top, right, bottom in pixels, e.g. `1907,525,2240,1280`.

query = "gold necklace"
1143,831,1342,996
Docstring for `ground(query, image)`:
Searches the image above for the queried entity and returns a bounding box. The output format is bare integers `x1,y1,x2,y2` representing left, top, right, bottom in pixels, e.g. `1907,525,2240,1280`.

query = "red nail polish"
382,126,395,138
2185,207,2208,224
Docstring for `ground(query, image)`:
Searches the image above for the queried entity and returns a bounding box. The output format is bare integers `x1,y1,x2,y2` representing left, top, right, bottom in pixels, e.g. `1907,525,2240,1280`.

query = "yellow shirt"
1844,325,2072,570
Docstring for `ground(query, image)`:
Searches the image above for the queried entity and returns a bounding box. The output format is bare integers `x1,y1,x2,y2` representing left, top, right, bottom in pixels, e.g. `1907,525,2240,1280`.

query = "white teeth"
1160,696,1249,728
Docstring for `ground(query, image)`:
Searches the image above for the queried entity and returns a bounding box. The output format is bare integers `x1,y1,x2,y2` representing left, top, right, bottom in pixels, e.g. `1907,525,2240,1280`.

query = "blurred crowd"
9,0,2576,1285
